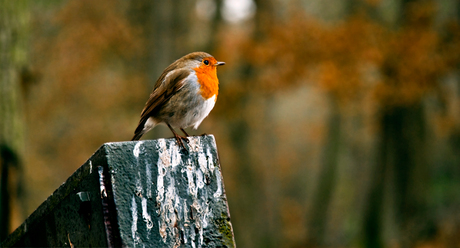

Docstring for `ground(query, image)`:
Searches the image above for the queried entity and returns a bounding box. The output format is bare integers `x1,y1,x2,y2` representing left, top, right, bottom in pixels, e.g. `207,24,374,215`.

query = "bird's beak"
216,61,225,66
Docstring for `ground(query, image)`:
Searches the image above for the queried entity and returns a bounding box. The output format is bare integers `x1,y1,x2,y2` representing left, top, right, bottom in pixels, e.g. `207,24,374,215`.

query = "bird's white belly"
191,94,216,129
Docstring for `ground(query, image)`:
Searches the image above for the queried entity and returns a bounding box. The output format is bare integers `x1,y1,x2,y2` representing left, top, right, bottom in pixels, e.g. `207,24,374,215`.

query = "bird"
131,51,225,151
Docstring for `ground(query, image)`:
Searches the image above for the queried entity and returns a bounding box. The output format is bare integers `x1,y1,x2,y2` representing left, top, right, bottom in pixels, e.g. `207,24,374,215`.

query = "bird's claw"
181,136,190,143
174,134,189,154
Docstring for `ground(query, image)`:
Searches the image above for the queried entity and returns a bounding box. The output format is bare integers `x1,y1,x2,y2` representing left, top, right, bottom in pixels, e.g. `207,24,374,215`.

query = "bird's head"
180,52,225,70
182,52,225,99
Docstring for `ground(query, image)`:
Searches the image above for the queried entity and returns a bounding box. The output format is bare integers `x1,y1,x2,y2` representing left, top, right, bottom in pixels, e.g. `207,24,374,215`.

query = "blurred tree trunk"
364,104,428,247
390,105,428,247
253,0,275,39
363,137,386,248
362,1,432,247
304,1,359,246
306,96,341,246
224,1,279,247
204,0,223,52
129,0,194,88
149,1,194,85
0,0,29,240
128,0,194,139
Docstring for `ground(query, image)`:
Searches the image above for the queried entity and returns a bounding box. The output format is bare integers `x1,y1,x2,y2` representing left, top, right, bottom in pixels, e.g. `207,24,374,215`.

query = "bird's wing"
140,69,189,117
133,69,190,134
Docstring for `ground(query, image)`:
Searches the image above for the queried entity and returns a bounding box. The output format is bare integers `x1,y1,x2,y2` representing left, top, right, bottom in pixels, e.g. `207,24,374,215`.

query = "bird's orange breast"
194,65,219,100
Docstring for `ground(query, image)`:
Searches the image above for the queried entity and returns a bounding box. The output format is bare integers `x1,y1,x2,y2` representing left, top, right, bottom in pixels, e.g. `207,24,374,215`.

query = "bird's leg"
180,128,190,137
167,123,189,151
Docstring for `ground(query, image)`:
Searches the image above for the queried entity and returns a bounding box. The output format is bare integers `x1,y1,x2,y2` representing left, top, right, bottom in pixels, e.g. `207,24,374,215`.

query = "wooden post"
1,135,235,247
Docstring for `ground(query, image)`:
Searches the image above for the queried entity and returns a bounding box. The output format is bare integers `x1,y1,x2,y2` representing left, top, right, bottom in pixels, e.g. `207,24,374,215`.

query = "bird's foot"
173,133,190,154
180,128,190,137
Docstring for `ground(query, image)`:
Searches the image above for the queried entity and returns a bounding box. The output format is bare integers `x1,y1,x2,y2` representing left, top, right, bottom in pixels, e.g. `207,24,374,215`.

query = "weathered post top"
2,135,235,248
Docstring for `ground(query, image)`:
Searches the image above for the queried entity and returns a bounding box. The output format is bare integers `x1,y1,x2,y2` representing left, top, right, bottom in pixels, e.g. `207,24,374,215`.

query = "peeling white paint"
156,169,165,203
156,140,167,203
196,168,205,189
146,137,225,247
183,198,190,244
207,148,215,173
159,221,167,241
131,196,139,246
156,139,184,245
170,143,181,167
162,177,182,245
198,152,208,174
186,164,197,197
142,198,153,230
146,162,152,199
98,168,107,198
157,139,182,168
213,170,222,198
135,172,143,197
133,141,143,158
188,137,201,153
203,204,211,228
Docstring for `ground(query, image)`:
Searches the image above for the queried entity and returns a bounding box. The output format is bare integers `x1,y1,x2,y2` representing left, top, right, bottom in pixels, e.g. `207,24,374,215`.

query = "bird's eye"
203,60,209,65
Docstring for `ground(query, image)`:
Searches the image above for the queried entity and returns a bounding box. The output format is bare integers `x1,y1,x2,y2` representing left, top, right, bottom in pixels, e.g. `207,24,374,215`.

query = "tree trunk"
306,96,342,246
364,104,428,247
0,0,29,240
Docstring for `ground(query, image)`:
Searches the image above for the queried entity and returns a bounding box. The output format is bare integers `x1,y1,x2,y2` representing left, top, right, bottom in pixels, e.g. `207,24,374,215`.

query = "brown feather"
131,69,189,140
131,52,216,141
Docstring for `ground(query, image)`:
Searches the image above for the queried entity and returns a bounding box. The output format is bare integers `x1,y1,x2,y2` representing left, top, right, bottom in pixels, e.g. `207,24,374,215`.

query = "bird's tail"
131,132,144,141
131,118,147,141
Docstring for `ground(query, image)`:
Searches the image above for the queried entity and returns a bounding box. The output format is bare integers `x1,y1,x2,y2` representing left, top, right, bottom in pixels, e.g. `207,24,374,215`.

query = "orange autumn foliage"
239,6,460,108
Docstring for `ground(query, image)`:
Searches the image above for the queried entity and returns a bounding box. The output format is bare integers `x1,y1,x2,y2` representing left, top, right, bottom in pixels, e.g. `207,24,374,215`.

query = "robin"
131,52,225,151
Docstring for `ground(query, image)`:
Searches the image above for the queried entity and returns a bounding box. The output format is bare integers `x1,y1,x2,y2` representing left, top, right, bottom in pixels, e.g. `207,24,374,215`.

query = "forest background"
1,0,460,247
